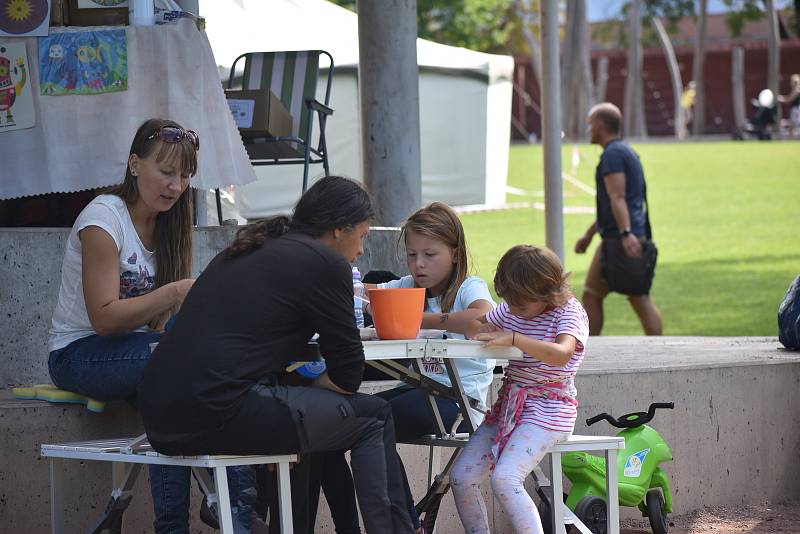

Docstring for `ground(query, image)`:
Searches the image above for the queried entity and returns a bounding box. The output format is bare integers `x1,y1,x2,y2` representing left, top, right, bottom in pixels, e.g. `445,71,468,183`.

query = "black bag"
600,179,658,296
778,276,800,350
601,238,658,295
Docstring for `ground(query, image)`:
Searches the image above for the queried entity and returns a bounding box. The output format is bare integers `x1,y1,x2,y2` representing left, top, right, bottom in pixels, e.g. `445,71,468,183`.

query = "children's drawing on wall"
0,41,34,131
78,0,128,7
39,29,127,95
0,0,51,37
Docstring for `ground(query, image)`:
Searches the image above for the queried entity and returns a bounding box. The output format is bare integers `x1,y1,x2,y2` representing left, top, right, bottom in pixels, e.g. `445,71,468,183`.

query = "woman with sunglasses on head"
48,118,198,532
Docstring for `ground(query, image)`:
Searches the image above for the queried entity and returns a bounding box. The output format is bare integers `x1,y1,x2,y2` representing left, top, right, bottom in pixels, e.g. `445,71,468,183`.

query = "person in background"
680,80,696,134
574,102,662,336
778,74,800,139
452,245,589,534
47,118,198,532
323,202,496,534
138,176,414,534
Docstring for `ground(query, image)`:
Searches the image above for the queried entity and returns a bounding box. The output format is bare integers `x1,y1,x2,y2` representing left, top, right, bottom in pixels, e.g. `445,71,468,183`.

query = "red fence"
512,40,800,139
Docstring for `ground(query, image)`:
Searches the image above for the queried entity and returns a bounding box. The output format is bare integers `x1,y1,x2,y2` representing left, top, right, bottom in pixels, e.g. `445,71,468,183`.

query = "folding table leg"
50,458,64,534
550,451,567,534
605,449,620,534
87,462,142,534
276,461,294,534
213,466,235,534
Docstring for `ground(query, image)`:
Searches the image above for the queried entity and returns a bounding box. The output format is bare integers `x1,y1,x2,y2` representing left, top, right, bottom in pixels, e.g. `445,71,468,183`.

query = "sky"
588,0,794,22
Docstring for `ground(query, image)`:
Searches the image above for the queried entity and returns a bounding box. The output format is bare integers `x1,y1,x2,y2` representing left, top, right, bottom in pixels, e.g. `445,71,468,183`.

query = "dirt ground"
619,500,800,534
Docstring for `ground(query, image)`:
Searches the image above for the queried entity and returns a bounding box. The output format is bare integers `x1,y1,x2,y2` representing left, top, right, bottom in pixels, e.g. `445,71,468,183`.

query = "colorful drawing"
39,30,127,95
0,41,35,131
0,0,50,37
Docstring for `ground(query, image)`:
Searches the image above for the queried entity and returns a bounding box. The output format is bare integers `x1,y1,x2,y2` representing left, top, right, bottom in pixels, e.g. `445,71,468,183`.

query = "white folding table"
360,336,624,534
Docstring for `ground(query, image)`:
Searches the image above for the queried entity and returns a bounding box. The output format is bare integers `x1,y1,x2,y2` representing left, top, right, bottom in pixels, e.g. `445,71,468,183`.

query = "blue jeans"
49,332,193,534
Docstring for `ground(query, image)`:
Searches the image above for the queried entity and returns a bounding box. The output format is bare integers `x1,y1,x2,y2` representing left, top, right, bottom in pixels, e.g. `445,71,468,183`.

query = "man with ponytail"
139,176,414,534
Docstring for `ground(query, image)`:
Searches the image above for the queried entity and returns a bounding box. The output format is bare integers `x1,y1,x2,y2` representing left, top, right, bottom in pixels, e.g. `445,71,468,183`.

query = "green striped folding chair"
217,50,333,222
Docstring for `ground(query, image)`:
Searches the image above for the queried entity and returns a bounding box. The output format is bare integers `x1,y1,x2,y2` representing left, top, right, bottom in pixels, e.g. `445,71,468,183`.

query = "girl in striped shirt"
452,245,589,534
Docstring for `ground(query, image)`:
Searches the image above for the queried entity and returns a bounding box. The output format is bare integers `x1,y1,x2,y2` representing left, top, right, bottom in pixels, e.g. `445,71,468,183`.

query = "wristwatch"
621,228,632,237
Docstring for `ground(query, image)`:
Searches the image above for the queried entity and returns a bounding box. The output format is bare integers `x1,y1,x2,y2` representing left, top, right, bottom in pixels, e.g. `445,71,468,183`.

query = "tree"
560,0,594,139
624,0,647,137
765,0,781,97
692,0,708,135
722,0,780,112
513,0,543,91
332,0,516,53
652,17,686,138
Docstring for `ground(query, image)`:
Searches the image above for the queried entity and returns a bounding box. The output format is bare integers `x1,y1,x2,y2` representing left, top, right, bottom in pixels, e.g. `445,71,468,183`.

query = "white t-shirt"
378,275,496,408
49,195,157,352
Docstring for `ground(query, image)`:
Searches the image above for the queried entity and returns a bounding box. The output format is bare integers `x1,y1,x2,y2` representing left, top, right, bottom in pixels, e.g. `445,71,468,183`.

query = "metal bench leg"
276,461,294,534
605,449,620,534
213,466,235,534
50,458,65,534
550,450,567,534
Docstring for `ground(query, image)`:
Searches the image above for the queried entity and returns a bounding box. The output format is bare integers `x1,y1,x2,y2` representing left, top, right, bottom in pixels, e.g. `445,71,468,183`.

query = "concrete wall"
0,226,406,389
4,353,799,532
3,229,799,532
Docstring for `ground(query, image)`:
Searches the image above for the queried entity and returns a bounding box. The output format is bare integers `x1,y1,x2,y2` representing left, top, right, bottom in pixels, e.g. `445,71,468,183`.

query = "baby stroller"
734,89,778,140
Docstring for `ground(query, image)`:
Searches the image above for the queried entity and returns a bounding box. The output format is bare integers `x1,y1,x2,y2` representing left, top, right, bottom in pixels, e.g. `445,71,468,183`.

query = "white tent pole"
541,0,564,262
358,1,422,226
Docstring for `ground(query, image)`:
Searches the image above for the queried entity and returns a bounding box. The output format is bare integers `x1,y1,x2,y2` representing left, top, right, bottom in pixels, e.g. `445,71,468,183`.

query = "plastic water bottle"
353,266,365,328
294,360,327,379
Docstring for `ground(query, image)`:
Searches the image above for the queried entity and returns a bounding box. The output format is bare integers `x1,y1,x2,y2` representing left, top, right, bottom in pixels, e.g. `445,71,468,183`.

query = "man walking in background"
574,102,662,335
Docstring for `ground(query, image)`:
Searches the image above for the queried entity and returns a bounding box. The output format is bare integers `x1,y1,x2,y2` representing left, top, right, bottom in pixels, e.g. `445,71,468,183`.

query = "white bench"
408,433,624,534
544,434,625,534
41,434,298,534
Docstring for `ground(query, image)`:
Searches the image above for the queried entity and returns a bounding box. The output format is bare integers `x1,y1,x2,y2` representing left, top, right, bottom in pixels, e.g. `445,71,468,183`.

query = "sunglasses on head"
147,126,200,150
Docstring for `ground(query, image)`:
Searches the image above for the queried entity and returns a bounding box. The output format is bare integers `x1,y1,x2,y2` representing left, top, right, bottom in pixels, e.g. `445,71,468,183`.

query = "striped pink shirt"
486,297,589,433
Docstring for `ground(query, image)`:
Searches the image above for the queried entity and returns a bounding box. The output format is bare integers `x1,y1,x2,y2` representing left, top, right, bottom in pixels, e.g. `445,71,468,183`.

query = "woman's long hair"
105,118,196,287
401,202,469,313
226,176,374,258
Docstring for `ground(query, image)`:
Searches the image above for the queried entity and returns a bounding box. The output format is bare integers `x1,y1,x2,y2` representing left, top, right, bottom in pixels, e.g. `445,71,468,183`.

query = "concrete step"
4,339,800,533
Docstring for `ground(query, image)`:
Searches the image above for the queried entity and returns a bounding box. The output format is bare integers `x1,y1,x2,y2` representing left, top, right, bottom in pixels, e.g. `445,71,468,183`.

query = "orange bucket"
368,287,425,340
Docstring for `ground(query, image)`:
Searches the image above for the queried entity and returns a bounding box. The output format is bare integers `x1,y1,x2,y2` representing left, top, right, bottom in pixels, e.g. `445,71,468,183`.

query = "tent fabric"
200,0,513,219
0,19,256,201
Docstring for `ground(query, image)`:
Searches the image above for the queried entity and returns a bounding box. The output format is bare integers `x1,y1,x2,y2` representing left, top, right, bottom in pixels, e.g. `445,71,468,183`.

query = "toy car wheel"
646,489,669,534
574,496,607,534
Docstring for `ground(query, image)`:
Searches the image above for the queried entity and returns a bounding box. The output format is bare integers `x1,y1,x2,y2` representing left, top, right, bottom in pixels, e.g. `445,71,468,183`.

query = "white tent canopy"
200,0,513,218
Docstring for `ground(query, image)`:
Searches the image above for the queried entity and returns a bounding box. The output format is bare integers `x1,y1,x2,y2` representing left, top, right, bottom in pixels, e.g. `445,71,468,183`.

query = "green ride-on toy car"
537,402,675,534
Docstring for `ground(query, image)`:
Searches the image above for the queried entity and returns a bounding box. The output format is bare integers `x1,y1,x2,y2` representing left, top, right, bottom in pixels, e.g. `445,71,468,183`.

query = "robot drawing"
0,46,27,127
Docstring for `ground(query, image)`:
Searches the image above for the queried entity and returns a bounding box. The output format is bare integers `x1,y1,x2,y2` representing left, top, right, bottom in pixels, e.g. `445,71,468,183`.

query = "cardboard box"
225,89,293,139
241,138,304,161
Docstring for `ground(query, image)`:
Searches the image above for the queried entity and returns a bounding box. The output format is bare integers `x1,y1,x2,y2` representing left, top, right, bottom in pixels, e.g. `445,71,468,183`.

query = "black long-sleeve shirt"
138,232,364,442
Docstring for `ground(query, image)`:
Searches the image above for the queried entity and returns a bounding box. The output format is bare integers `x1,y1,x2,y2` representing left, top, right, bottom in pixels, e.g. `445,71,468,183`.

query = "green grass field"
460,141,800,336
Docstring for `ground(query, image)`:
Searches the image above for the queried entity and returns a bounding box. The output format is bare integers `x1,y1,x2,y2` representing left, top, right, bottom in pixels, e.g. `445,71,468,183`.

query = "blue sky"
588,0,794,22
